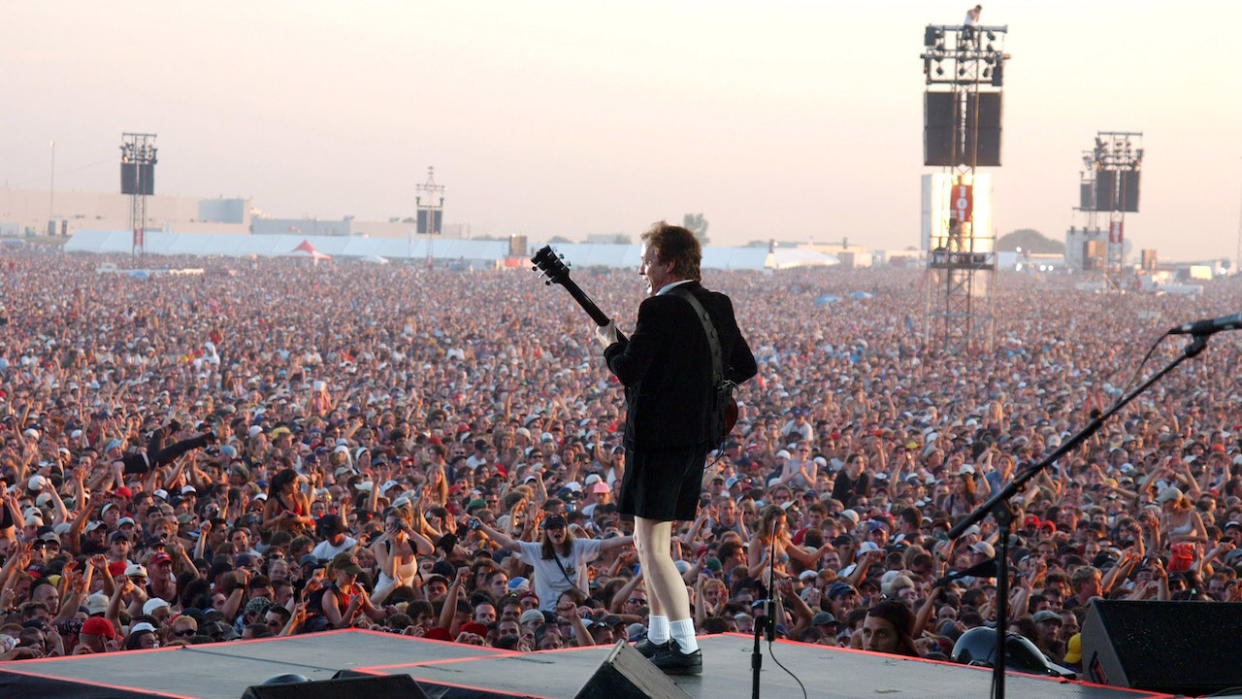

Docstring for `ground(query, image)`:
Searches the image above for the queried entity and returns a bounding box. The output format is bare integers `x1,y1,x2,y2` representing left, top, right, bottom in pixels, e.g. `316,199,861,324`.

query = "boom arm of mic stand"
948,334,1207,541
944,334,1206,699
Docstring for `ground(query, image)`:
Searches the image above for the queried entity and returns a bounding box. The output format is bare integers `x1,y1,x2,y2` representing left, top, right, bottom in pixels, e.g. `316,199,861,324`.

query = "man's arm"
721,296,757,384
603,297,668,387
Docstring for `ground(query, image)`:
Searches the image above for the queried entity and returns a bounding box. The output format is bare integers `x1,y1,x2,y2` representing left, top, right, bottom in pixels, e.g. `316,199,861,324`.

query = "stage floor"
0,630,1172,699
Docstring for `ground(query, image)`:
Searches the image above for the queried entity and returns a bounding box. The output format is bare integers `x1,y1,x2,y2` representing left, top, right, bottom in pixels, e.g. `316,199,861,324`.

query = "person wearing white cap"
125,621,159,650
142,598,171,624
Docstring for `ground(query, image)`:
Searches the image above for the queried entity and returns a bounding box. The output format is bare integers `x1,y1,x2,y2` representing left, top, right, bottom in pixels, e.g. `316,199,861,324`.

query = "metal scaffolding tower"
415,166,445,269
120,132,158,257
920,23,1009,352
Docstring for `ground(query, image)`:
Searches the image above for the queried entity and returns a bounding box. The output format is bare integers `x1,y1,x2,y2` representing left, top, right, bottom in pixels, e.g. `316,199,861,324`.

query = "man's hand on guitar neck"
594,321,620,349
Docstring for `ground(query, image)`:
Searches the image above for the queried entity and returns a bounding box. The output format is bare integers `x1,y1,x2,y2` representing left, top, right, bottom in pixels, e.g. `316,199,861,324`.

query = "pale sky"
2,1,1239,260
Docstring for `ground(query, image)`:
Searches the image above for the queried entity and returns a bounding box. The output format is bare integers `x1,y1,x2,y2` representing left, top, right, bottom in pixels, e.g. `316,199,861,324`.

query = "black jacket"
604,281,756,451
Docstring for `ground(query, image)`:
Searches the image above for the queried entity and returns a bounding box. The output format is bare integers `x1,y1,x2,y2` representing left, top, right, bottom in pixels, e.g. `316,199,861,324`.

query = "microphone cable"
760,536,808,699
766,634,809,699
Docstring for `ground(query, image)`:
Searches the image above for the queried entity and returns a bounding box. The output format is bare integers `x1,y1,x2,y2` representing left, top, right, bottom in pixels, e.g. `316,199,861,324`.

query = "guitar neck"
559,277,612,327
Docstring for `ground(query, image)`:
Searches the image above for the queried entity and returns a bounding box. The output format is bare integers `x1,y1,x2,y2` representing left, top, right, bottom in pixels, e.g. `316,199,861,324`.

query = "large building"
0,188,251,236
0,187,422,240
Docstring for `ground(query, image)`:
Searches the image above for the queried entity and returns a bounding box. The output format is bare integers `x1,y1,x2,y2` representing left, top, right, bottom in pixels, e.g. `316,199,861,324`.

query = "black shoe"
633,637,668,659
651,643,701,676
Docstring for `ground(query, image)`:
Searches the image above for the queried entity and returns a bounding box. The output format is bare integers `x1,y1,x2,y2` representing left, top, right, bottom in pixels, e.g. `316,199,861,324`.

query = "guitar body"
531,245,738,441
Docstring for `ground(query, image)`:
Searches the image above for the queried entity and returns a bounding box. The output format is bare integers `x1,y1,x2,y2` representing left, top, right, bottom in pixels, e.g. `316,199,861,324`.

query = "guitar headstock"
531,245,571,287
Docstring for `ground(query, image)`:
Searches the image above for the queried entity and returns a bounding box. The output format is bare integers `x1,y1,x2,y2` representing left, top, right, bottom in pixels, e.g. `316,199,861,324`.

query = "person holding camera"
370,509,433,605
261,469,314,535
472,513,631,613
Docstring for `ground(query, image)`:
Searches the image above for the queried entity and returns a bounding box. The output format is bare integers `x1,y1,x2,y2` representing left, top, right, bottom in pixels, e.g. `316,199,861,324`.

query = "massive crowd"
1,249,1239,672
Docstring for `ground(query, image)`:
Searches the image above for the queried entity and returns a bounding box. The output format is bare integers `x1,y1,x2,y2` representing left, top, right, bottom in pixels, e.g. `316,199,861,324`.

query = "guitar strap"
670,286,726,435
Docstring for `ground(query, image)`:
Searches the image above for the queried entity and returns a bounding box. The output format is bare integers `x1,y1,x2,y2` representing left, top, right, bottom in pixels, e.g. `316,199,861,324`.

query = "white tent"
763,247,840,270
65,230,840,271
65,230,509,262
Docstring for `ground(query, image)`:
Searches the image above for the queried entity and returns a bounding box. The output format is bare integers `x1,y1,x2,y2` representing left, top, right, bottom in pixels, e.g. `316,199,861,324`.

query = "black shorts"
619,447,707,522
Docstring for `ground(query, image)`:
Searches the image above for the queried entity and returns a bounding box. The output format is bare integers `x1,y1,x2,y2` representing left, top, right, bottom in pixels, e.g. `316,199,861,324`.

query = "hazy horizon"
2,1,1239,261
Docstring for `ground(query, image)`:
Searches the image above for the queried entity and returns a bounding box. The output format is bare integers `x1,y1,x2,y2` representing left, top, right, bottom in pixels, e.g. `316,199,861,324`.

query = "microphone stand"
947,333,1208,699
751,527,778,699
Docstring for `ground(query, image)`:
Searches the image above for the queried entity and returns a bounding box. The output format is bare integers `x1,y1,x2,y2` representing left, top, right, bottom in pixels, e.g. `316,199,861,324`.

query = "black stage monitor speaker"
1082,600,1242,696
240,672,429,699
923,91,956,166
575,641,692,699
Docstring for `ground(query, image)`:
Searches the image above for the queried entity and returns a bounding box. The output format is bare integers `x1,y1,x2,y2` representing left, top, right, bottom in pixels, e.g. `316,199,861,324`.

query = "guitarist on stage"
594,221,756,675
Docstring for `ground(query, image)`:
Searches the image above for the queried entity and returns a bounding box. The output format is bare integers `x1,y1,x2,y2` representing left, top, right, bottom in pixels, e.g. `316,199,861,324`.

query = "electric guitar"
530,245,738,439
530,245,623,337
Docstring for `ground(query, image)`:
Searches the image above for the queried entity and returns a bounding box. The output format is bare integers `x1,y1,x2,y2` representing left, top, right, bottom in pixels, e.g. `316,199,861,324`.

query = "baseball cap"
81,616,115,638
316,514,347,536
811,611,837,626
143,598,171,616
1033,609,1062,625
85,593,109,616
970,541,995,558
827,582,858,599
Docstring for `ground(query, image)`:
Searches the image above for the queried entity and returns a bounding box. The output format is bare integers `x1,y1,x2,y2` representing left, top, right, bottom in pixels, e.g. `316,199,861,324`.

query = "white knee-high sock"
647,615,670,644
669,617,699,653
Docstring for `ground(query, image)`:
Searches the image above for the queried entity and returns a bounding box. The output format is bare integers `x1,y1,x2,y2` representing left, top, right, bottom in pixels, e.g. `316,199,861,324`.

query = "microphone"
1169,311,1242,336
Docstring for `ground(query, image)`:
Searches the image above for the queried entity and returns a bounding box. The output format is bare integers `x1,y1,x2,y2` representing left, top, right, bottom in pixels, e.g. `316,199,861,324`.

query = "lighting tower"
415,166,445,268
120,133,158,256
920,23,1009,352
1092,132,1142,275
